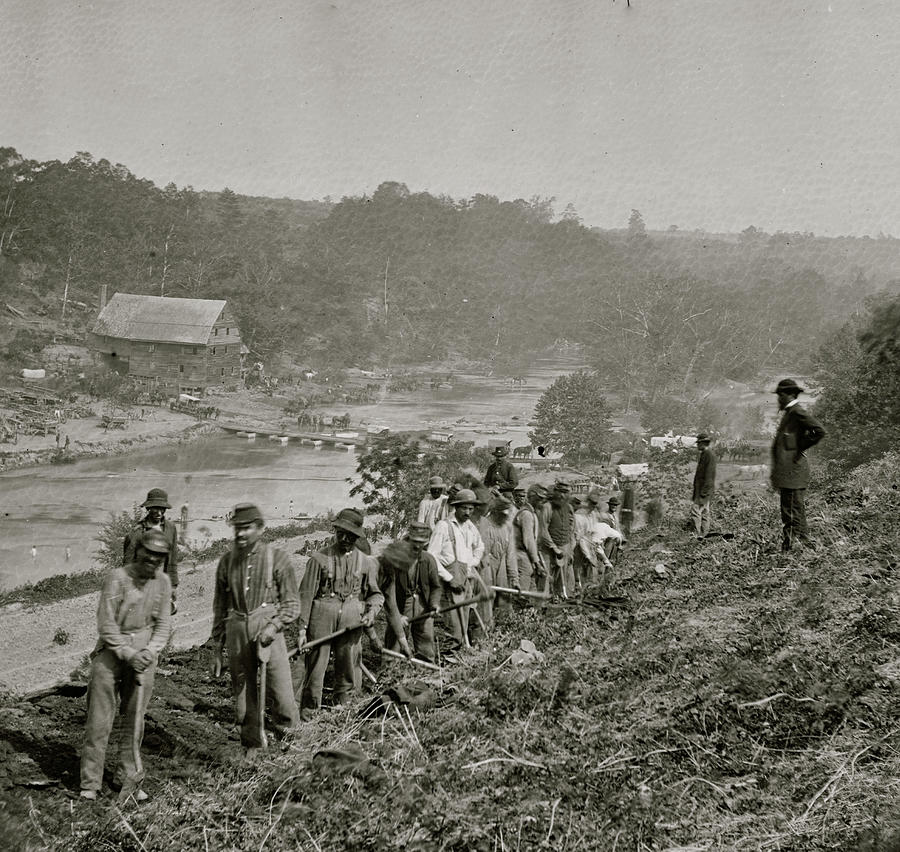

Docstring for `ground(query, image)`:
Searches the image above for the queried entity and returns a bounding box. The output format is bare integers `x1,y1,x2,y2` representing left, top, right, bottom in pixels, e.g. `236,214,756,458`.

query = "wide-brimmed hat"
231,502,263,526
140,530,170,554
142,488,171,509
607,495,621,507
773,378,804,395
586,488,603,505
333,508,365,537
379,540,414,570
428,475,446,489
696,433,711,444
450,488,478,506
406,521,432,543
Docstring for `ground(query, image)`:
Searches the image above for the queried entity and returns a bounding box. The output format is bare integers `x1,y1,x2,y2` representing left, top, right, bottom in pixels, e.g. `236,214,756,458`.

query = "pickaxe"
490,585,551,600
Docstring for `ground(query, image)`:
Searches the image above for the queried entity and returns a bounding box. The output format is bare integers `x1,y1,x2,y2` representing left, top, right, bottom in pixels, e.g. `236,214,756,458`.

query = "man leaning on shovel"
210,503,301,757
80,530,173,802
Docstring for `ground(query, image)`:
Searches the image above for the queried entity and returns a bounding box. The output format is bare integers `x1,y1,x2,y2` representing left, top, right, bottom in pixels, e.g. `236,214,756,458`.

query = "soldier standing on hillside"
770,379,826,551
512,485,547,594
124,488,180,614
691,433,717,537
80,531,172,801
210,504,301,753
541,481,576,599
484,445,519,494
297,508,384,719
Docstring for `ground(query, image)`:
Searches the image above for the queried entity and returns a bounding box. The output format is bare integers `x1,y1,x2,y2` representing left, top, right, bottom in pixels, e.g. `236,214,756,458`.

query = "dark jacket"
123,517,180,588
771,404,826,489
484,458,519,491
692,447,717,501
384,550,443,614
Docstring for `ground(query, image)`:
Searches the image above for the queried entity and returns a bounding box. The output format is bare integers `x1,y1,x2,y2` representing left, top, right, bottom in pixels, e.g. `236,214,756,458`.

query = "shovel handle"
490,585,551,600
292,623,363,658
408,593,489,624
380,646,440,671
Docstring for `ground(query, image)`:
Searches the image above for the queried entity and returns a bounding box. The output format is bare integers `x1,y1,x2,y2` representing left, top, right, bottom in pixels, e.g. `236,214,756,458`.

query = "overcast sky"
3,0,899,236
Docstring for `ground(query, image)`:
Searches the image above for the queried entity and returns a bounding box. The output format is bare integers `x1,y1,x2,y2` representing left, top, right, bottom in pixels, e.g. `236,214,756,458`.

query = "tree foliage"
349,437,493,536
529,371,612,464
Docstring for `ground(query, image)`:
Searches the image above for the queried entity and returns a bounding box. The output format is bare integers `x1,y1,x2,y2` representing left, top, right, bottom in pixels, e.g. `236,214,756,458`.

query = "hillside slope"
2,456,899,850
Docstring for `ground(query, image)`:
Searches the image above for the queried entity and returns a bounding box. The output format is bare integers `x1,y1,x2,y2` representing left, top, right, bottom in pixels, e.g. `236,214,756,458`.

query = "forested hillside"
3,147,899,396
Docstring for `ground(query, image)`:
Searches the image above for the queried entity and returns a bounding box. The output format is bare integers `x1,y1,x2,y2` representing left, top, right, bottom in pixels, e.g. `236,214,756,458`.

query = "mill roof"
91,294,229,345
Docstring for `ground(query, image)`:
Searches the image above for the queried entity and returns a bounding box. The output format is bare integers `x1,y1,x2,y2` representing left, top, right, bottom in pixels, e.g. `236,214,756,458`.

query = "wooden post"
621,483,635,538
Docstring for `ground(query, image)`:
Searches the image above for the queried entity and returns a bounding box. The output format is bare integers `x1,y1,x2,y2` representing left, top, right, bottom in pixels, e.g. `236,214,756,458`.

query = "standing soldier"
210,503,300,754
484,445,519,494
124,488,180,614
598,495,622,563
476,496,519,631
691,433,717,538
428,489,485,649
512,485,547,594
297,509,384,719
80,531,173,801
416,475,449,530
770,379,826,551
382,524,443,662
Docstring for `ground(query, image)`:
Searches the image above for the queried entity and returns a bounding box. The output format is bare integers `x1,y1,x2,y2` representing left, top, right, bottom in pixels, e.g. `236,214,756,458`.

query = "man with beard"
297,508,384,718
417,475,449,530
770,379,826,551
80,531,173,801
512,485,547,594
124,488,179,613
475,496,519,631
381,525,443,662
541,481,576,600
428,489,485,649
484,445,519,494
211,504,300,753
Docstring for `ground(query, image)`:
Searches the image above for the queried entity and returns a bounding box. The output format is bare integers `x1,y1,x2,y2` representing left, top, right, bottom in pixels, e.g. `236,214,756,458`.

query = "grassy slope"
5,455,900,851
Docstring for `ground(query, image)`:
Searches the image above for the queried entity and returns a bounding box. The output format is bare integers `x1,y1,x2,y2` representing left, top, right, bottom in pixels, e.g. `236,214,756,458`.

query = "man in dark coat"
770,379,826,551
484,445,519,494
691,433,717,537
124,488,180,613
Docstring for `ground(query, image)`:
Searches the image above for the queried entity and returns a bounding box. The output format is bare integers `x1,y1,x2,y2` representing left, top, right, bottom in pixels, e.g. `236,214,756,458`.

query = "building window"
221,368,225,376
211,347,216,356
148,344,156,353
231,366,237,375
179,365,184,373
226,327,230,335
214,327,219,336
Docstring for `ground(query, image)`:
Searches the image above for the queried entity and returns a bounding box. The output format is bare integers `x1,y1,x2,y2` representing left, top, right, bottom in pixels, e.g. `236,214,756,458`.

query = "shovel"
407,593,491,624
257,640,271,749
490,585,551,600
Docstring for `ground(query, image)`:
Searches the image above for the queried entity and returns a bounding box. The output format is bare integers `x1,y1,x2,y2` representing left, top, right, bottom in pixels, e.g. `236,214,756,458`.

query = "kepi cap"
406,521,432,543
231,503,263,526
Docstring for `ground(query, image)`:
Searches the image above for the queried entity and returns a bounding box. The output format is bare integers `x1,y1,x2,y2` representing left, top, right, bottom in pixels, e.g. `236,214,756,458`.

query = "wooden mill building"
88,294,242,396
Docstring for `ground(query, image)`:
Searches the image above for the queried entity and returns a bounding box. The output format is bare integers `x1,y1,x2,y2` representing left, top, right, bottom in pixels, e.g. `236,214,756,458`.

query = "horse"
512,445,532,459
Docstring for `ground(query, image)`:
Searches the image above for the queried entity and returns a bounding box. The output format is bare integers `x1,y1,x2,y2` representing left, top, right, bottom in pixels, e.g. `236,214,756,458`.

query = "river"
0,354,585,590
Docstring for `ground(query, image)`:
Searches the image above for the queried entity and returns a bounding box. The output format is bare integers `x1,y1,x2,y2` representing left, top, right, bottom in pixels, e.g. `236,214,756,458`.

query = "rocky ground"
2,454,900,851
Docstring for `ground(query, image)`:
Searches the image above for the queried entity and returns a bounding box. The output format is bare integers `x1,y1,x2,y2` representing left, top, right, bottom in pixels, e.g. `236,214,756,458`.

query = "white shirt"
428,516,485,581
417,494,449,530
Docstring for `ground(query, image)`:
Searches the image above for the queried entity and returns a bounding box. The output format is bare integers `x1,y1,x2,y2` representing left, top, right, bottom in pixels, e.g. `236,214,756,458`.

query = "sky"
2,0,899,237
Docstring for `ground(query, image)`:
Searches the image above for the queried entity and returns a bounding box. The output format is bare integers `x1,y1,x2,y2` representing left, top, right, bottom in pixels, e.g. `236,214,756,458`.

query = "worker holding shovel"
297,508,384,721
210,503,301,757
80,531,172,802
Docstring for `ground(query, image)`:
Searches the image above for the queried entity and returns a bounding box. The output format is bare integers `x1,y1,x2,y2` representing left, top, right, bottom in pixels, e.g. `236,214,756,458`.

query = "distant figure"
65,546,71,562
771,379,826,552
31,545,37,561
124,489,180,614
64,435,70,450
416,475,449,530
691,433,717,537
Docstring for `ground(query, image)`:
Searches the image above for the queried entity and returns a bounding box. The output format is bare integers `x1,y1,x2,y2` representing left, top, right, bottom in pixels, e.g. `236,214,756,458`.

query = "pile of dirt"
3,455,900,850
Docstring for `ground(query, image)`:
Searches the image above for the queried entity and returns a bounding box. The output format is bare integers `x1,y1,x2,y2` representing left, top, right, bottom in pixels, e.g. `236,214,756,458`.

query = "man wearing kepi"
428,488,485,649
80,530,173,801
771,379,826,551
211,503,300,751
691,433,717,537
298,508,384,719
124,488,180,613
484,444,519,494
